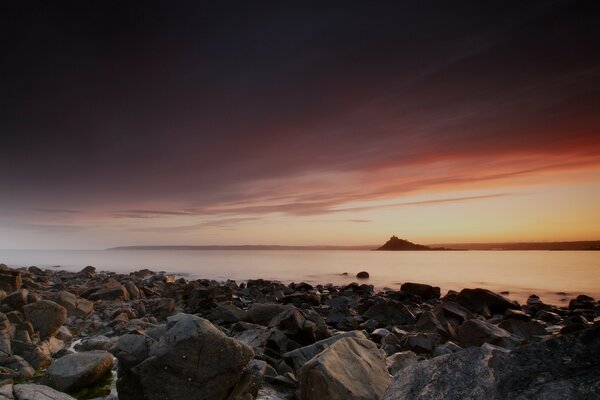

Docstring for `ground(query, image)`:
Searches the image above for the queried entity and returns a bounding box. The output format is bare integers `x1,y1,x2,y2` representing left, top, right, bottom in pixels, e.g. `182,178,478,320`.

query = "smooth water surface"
1,249,599,305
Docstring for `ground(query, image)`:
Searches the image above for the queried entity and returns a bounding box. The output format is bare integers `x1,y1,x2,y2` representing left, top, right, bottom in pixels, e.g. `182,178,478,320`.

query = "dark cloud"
1,0,599,218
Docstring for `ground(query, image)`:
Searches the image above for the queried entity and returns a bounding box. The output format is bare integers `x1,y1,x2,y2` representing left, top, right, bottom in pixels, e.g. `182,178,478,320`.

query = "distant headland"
376,235,449,251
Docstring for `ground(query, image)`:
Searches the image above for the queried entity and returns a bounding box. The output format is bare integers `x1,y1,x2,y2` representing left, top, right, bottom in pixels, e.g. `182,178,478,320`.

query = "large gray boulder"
119,313,253,400
297,337,391,400
384,325,600,399
45,351,114,392
13,384,76,400
23,300,67,339
284,331,367,370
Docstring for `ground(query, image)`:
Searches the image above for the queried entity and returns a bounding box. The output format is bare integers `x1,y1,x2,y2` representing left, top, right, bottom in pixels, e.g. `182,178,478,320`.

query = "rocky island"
0,262,597,400
376,236,447,251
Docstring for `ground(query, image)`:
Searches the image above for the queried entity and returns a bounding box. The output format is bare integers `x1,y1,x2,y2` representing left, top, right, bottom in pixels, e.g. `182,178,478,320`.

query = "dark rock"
112,334,155,369
403,332,440,354
245,303,290,326
3,289,29,310
363,300,416,326
456,319,520,348
124,314,253,400
457,288,520,316
356,271,369,279
23,300,67,338
498,319,547,340
45,350,114,392
569,294,596,310
384,325,600,399
401,282,441,300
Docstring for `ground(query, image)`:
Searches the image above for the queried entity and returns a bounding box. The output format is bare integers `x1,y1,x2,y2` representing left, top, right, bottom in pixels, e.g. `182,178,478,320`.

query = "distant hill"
433,240,600,251
107,244,374,251
376,236,446,251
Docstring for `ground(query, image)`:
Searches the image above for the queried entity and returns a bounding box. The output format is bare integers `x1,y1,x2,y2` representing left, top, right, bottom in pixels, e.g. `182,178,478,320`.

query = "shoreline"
0,262,598,399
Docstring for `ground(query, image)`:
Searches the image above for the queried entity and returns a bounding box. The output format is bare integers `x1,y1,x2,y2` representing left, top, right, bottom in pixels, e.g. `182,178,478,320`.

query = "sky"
1,1,599,249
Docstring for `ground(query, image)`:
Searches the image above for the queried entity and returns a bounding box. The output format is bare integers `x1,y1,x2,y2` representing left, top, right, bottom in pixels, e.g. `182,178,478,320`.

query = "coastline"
0,262,597,399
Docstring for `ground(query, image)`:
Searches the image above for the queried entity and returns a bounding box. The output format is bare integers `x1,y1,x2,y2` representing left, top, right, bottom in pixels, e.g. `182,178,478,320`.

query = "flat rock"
45,350,114,392
456,319,519,348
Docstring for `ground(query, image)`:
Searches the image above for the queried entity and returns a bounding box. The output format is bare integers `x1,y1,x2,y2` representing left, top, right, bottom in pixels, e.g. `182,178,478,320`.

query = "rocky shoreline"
0,263,598,399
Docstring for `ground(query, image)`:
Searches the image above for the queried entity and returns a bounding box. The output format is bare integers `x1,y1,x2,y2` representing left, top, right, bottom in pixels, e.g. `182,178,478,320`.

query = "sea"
1,249,599,305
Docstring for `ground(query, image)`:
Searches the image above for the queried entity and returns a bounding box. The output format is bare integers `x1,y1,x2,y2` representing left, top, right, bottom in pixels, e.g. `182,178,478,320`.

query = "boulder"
456,319,519,348
53,291,93,318
284,331,367,370
23,300,67,338
111,334,155,369
400,282,440,300
497,319,547,340
45,351,114,392
123,314,253,400
0,313,11,361
245,303,289,326
384,325,600,399
13,384,76,400
297,337,391,400
3,290,29,310
457,288,519,317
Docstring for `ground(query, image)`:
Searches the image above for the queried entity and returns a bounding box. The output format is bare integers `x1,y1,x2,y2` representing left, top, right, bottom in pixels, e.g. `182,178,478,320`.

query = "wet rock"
457,288,519,317
75,335,115,352
384,325,600,399
13,383,76,400
400,282,440,300
126,314,253,400
356,271,369,279
297,337,390,400
23,300,67,339
45,350,114,392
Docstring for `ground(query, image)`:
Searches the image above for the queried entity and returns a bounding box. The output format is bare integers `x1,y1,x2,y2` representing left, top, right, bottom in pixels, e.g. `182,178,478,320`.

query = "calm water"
1,249,599,305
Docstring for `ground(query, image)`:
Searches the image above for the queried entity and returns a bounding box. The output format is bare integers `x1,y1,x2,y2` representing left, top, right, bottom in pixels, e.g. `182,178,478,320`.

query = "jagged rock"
112,334,155,369
297,337,391,400
45,351,114,392
403,332,440,354
206,303,245,324
384,325,600,399
23,300,67,339
3,355,34,380
400,282,440,300
457,288,519,317
123,314,253,400
13,384,76,400
0,313,11,362
283,330,368,370
456,319,520,348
